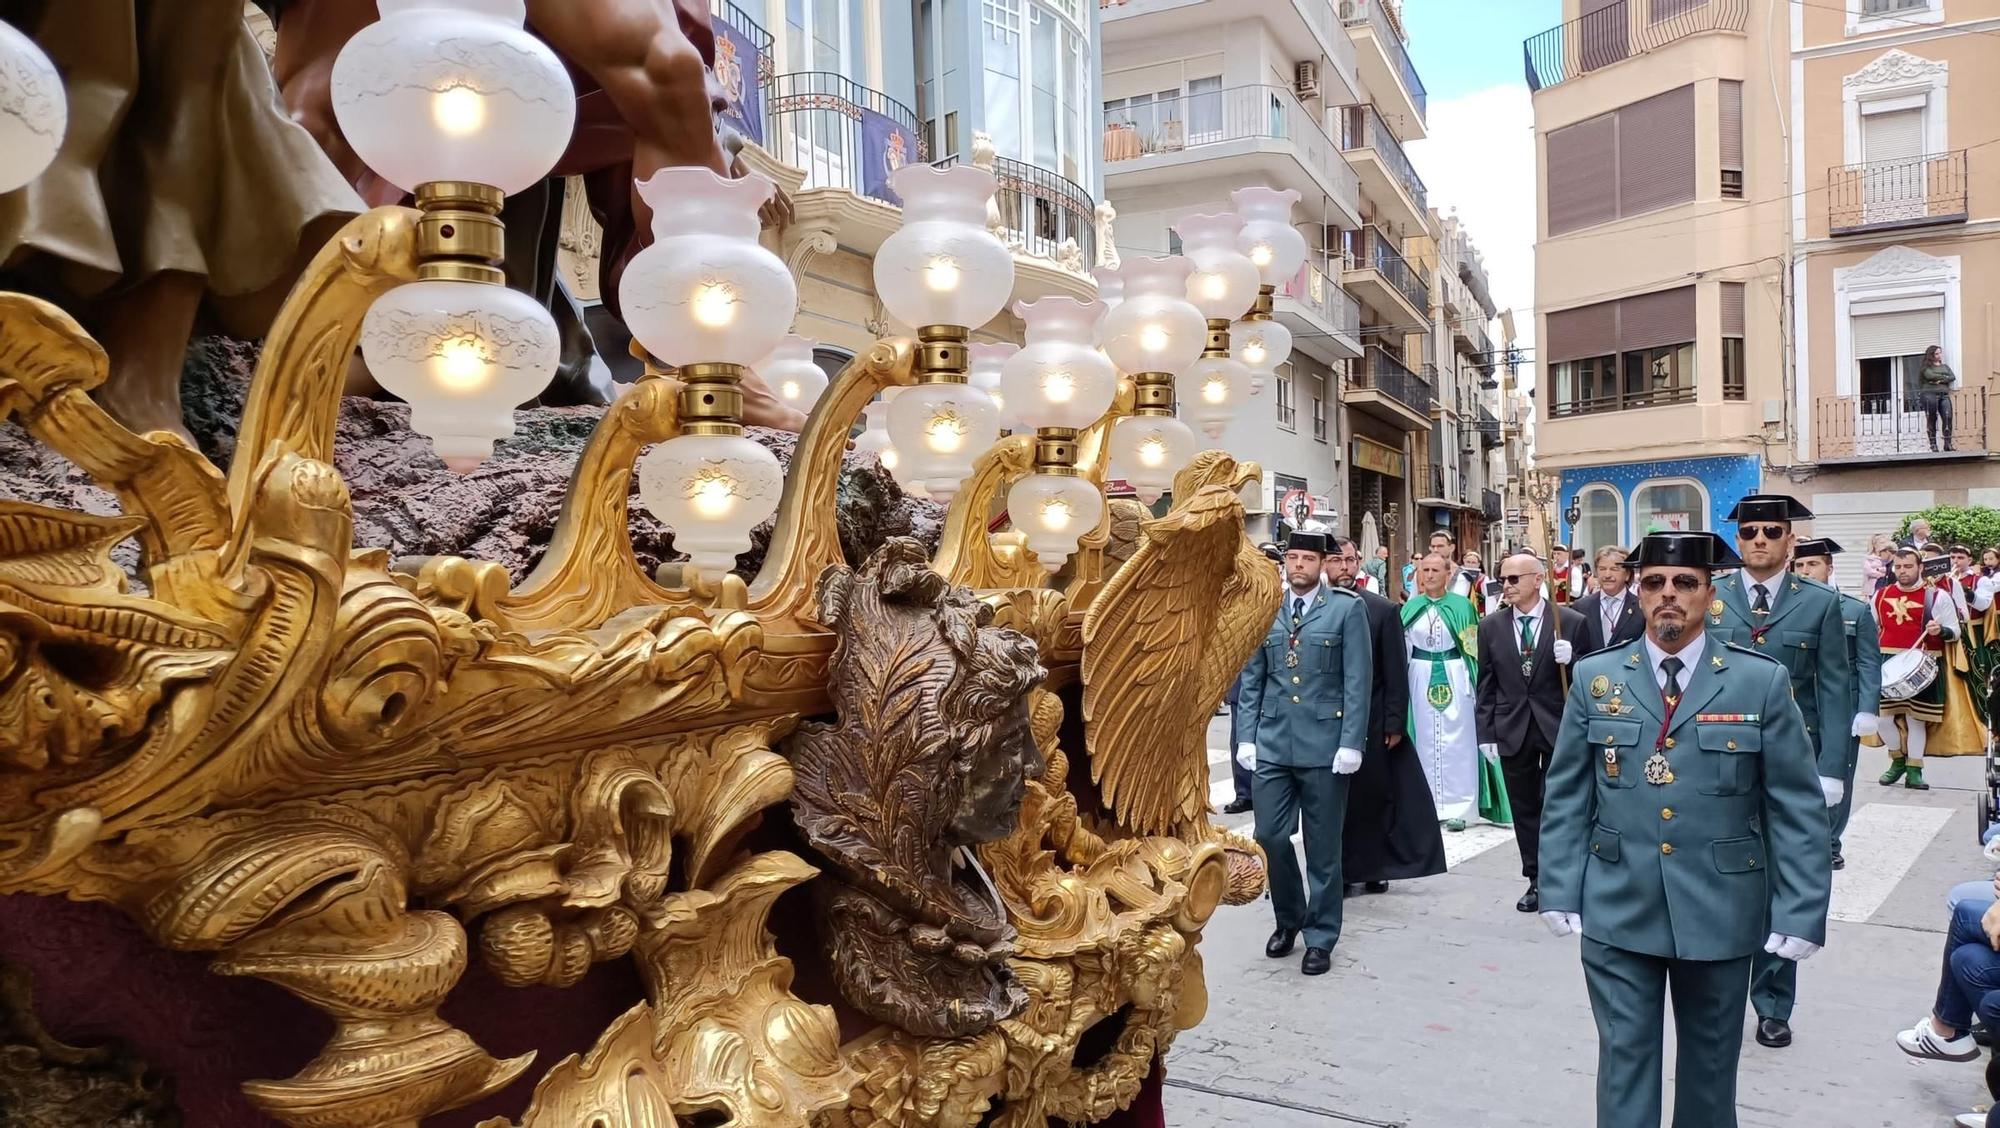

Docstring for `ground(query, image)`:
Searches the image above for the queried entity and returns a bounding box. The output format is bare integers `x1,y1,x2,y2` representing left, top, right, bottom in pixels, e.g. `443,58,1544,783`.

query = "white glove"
1234,742,1256,770
1819,776,1845,808
1479,743,1500,764
1332,747,1363,775
1978,574,1998,598
1851,713,1878,738
1541,911,1582,937
1552,639,1573,665
1764,932,1821,962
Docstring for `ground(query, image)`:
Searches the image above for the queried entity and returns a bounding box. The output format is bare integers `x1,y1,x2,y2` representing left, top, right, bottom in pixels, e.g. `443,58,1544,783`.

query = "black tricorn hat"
1284,530,1332,556
1793,537,1843,560
1726,493,1815,524
1627,531,1744,570
1258,541,1284,562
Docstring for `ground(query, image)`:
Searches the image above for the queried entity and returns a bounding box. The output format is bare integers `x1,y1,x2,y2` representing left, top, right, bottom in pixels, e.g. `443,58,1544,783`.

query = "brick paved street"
1177,712,1994,1126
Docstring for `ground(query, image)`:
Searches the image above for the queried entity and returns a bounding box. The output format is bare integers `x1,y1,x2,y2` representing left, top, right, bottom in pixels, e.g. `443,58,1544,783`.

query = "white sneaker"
1955,1111,1987,1127
1897,1016,1980,1062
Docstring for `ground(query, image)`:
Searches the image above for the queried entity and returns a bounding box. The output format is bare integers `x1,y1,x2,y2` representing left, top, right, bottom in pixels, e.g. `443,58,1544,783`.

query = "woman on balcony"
1921,345,1958,452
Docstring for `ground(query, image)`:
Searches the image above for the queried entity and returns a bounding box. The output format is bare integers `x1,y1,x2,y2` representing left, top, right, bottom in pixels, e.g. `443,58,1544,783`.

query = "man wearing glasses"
1704,493,1851,1051
1539,532,1830,1128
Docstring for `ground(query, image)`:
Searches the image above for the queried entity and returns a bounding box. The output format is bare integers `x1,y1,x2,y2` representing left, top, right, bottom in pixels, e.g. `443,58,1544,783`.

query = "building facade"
1413,210,1505,564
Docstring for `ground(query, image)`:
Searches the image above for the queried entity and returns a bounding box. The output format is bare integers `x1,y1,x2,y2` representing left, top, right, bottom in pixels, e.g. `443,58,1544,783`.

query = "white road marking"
1207,746,1231,767
1209,776,1238,806
1444,823,1517,869
1829,801,1954,923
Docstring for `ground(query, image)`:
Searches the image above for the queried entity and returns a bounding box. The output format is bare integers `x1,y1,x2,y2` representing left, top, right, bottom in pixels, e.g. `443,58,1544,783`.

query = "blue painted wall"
1557,455,1763,550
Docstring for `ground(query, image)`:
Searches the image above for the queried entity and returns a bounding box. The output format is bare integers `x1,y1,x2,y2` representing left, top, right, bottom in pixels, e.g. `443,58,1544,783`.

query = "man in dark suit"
1572,545,1645,656
1327,537,1446,894
1475,551,1585,912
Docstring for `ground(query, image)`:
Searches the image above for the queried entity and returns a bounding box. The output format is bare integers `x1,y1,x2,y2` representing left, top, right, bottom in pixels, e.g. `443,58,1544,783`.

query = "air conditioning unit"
1294,61,1320,100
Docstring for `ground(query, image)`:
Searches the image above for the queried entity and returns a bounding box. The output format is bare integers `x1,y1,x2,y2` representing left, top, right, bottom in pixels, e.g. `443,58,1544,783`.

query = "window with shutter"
1547,113,1618,236
1545,285,1699,417
1862,106,1924,164
1544,84,1698,235
1719,80,1743,197
1852,309,1939,359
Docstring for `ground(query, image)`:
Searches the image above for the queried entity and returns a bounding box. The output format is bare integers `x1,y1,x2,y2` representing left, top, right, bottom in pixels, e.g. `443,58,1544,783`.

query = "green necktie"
1519,614,1536,655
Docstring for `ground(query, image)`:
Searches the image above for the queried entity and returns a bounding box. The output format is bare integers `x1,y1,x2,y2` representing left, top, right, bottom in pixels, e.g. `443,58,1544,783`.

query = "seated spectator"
1901,879,2000,1063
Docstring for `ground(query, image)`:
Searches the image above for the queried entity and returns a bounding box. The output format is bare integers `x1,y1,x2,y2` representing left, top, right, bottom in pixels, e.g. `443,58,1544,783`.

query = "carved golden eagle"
1080,452,1280,836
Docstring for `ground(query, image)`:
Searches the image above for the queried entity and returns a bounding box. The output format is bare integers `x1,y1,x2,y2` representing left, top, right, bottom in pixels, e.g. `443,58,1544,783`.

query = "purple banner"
861,108,918,205
712,19,765,145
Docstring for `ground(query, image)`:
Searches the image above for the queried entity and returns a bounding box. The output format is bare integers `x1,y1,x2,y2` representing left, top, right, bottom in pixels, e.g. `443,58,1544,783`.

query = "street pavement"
1174,710,1994,1127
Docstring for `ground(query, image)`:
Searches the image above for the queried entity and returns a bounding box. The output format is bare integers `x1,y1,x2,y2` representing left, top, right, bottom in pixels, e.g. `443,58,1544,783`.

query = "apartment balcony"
1478,405,1501,449
1103,85,1362,230
1812,390,1987,463
1415,461,1450,506
1482,488,1504,523
1827,150,1968,237
1099,0,1360,106
1422,364,1446,420
1338,104,1427,234
1340,226,1429,327
934,153,1097,267
1340,0,1426,140
1459,249,1496,319
1458,317,1495,376
1522,0,1747,93
769,71,924,207
1276,253,1363,362
1346,345,1434,431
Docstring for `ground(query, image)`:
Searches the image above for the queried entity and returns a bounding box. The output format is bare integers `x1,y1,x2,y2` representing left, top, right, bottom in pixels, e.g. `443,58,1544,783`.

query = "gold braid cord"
0,206,1268,1126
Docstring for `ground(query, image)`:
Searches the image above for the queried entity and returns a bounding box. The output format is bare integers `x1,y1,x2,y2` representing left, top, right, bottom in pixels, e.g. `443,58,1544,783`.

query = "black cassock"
1340,585,1447,882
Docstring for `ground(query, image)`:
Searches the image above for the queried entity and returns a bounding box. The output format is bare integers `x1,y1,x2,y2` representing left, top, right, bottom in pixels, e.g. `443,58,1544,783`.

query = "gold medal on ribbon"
1285,649,1299,668
1590,675,1609,698
1644,752,1674,785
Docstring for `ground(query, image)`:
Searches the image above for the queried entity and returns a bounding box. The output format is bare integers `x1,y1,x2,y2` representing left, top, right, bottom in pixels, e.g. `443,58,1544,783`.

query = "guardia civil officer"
1539,531,1831,1128
1705,493,1851,1049
1233,530,1372,976
1789,537,1882,872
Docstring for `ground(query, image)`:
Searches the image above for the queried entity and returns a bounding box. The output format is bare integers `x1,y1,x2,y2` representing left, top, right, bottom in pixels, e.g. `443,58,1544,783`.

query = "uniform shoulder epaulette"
1791,575,1838,596
1722,640,1786,666
1325,585,1361,600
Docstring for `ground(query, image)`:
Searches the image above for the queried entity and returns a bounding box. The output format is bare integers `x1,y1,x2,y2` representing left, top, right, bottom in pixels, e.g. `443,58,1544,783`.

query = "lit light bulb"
1039,496,1075,532
435,336,491,390
692,282,738,328
925,410,968,454
1138,437,1169,468
689,466,739,518
925,257,962,293
1197,272,1229,302
781,380,801,400
1042,370,1075,403
1139,324,1169,353
637,432,783,580
431,84,487,135
1247,242,1274,268
1110,414,1196,505
1202,377,1228,404
879,446,900,471
1008,472,1104,572
1241,338,1267,367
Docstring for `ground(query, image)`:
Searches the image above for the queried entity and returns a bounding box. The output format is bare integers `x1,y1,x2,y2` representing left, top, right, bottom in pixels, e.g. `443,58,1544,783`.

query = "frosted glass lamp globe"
1173,213,1260,323
330,0,575,194
1008,473,1104,573
623,169,795,367
1002,298,1115,432
1230,187,1308,286
359,279,559,470
1231,317,1293,396
1109,415,1196,505
853,399,900,472
755,335,828,413
886,382,997,502
873,164,1014,330
1100,257,1205,377
1093,265,1124,312
637,432,783,580
968,342,1018,431
0,21,65,194
1178,355,1251,439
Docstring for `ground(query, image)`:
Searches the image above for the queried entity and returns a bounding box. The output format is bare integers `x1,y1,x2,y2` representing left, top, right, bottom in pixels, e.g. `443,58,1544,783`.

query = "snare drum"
1881,648,1939,702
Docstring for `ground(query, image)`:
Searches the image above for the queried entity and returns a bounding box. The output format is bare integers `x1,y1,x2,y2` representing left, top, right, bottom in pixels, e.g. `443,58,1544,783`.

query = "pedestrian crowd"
1226,492,2000,1126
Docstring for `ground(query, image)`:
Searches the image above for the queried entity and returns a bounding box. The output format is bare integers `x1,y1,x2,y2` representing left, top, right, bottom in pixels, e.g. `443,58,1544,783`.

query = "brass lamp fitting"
677,362,748,437
1203,318,1232,360
915,324,971,383
1032,427,1081,478
1245,284,1276,321
414,181,507,285
1131,371,1176,418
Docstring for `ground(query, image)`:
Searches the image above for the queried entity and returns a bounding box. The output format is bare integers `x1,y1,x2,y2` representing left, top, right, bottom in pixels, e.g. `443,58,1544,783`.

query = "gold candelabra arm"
932,433,1038,590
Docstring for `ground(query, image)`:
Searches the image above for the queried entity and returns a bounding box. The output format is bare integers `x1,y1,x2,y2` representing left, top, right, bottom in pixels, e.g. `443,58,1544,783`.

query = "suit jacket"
1346,584,1408,748
1571,589,1645,656
1475,602,1587,756
1539,637,1832,961
1839,591,1883,720
1234,586,1372,768
1707,573,1852,779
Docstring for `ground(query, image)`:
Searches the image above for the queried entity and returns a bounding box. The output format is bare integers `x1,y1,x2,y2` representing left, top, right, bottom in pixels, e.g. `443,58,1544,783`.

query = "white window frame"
1841,49,1948,165
1572,482,1624,551
1629,477,1711,537
1831,244,1960,397
1845,0,1943,38
1276,365,1297,432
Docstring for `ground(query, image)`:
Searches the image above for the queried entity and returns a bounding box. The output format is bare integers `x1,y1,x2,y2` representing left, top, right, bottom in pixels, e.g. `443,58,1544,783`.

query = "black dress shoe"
1301,947,1331,975
1516,885,1540,913
1756,1017,1793,1048
1223,797,1253,814
1343,883,1364,898
1975,1023,1993,1048
1266,928,1298,958
1830,850,1846,871
1365,881,1390,894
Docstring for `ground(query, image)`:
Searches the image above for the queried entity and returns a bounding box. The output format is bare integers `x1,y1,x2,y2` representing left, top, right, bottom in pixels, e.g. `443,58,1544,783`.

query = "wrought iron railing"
1338,104,1427,217
1523,0,1747,92
1813,390,1987,460
1465,318,1495,374
1277,253,1361,338
1478,406,1501,447
1340,0,1426,121
1827,150,1968,236
1417,461,1447,501
1459,250,1494,317
767,71,924,205
1351,345,1434,416
1101,84,1357,203
933,153,1097,268
1341,226,1430,316
1549,380,1695,418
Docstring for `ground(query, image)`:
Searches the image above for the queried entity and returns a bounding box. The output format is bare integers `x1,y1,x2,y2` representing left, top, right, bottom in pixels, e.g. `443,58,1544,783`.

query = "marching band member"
1877,546,1961,791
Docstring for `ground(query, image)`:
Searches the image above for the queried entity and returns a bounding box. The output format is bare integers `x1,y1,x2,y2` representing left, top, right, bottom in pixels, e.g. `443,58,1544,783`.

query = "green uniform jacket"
1840,591,1883,718
1233,587,1372,768
1539,638,1831,961
1708,574,1853,779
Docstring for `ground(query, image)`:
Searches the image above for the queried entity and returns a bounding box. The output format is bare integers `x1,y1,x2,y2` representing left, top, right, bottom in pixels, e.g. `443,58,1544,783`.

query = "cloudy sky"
1403,1,1559,373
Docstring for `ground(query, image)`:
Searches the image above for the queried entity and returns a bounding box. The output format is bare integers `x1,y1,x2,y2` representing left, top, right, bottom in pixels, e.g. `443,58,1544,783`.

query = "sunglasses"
1737,524,1788,542
1638,574,1704,593
1499,574,1537,585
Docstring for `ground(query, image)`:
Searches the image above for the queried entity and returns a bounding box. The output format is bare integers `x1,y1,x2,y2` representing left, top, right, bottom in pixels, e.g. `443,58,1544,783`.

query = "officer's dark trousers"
1253,761,1350,950
1753,779,1844,1021
1830,731,1861,857
1583,937,1753,1128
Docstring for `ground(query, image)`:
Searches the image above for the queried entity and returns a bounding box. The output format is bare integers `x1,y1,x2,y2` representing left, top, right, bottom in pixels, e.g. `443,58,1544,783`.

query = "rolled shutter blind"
1719,80,1743,171
1863,107,1924,163
1720,282,1745,337
1617,85,1696,217
1616,285,1697,351
1852,309,1940,358
1548,113,1619,235
1547,299,1618,363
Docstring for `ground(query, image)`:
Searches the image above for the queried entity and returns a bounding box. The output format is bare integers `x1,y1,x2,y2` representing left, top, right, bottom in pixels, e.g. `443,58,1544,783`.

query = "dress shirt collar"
1642,632,1707,690
1287,585,1324,616
1512,599,1546,627
1740,570,1783,608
